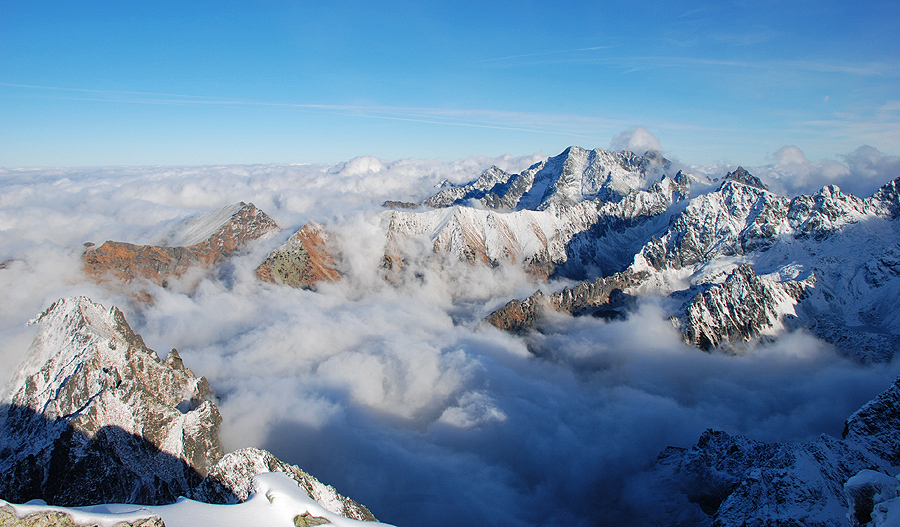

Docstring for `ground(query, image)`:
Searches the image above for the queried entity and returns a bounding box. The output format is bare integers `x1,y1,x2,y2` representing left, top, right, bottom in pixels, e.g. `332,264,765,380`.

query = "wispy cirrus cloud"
0,82,621,141
477,45,617,64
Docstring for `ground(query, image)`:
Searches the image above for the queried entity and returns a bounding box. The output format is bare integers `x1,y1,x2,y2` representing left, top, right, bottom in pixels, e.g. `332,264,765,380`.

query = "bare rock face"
83,202,279,285
636,377,900,527
256,222,340,289
0,297,224,506
195,447,377,522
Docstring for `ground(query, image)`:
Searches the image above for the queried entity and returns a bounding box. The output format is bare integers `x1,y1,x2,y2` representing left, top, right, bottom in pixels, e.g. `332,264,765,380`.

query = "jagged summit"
421,146,672,211
0,296,224,505
0,296,377,521
723,166,768,191
486,167,900,361
83,202,279,287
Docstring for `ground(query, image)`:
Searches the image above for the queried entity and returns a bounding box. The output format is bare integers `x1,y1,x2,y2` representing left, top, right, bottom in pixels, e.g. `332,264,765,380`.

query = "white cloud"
610,126,662,154
1,154,898,526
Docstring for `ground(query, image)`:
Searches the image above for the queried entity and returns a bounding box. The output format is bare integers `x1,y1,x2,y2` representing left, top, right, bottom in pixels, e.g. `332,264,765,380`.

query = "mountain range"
3,145,899,525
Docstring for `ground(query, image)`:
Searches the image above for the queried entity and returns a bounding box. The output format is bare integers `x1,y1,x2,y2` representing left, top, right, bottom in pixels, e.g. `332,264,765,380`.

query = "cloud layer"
1,145,899,526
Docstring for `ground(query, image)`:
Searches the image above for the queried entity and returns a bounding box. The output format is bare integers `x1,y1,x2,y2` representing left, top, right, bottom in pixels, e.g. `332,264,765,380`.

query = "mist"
1,147,899,526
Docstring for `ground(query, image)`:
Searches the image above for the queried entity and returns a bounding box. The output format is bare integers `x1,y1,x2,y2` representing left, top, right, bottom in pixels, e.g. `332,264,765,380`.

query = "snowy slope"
1,472,393,527
385,156,696,278
158,203,246,247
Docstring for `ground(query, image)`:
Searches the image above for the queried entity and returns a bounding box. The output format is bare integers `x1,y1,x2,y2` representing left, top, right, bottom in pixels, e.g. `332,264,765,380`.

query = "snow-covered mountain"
383,147,698,279
632,375,900,526
422,145,672,210
476,155,900,361
0,296,377,522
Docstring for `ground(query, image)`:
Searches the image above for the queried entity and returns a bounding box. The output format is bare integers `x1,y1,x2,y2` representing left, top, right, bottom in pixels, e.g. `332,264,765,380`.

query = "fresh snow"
2,472,394,527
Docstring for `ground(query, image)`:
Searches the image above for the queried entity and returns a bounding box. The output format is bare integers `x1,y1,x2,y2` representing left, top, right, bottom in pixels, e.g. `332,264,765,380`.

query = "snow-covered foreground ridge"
0,296,380,525
1,472,391,527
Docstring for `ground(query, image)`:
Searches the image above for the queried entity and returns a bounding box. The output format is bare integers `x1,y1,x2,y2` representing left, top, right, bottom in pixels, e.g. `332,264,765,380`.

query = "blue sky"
1,0,898,167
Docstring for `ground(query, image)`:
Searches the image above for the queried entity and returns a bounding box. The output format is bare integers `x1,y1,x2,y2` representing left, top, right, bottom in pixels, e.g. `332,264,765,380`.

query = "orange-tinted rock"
485,269,648,332
84,202,279,285
256,221,340,289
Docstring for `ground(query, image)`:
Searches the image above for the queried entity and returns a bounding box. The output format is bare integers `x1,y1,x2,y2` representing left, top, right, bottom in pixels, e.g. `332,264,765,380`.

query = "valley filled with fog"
2,145,899,526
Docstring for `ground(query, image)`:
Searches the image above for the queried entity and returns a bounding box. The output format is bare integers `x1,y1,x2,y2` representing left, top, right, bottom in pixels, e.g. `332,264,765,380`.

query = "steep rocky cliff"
0,296,223,506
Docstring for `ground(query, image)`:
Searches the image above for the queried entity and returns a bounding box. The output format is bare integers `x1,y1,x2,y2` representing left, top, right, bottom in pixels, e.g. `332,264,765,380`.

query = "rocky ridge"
384,147,695,279
83,202,279,287
676,264,811,350
0,296,375,521
634,376,900,526
481,160,900,360
195,447,376,521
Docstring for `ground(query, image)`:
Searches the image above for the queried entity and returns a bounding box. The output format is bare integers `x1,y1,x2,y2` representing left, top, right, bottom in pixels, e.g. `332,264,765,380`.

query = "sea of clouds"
1,138,899,526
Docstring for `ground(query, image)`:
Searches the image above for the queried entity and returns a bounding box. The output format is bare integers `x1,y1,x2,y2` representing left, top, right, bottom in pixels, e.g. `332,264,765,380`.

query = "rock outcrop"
485,270,647,332
0,505,165,527
84,202,279,286
256,222,340,289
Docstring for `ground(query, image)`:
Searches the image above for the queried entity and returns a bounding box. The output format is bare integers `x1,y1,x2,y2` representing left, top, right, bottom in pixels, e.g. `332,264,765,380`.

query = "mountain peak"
83,202,279,288
724,166,768,191
1,296,224,506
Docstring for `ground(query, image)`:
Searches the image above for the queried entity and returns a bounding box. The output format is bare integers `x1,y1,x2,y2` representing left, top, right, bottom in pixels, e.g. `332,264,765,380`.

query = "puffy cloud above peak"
609,126,662,154
336,155,385,176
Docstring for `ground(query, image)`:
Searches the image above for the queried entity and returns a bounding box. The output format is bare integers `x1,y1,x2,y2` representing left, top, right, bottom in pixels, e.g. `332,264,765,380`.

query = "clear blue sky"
1,0,898,167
